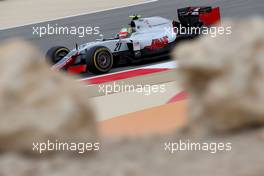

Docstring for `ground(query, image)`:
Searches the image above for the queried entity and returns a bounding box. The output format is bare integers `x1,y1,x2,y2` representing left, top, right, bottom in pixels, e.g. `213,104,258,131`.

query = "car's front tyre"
86,46,113,74
46,46,70,65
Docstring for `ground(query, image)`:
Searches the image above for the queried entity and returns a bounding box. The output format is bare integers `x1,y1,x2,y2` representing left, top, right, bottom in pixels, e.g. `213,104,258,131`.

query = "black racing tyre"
46,46,70,65
86,46,113,74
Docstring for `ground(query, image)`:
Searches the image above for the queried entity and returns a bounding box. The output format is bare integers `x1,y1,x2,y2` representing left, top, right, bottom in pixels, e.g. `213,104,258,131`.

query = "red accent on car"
119,31,129,39
52,53,80,71
199,7,221,26
145,36,169,50
67,64,87,74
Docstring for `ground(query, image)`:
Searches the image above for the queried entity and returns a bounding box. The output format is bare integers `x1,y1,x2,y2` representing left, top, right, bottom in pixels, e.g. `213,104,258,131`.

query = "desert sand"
98,100,187,137
91,81,182,121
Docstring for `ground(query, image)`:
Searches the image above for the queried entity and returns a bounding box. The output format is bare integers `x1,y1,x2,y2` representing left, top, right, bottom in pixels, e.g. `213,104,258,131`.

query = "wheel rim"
54,50,68,63
96,51,112,69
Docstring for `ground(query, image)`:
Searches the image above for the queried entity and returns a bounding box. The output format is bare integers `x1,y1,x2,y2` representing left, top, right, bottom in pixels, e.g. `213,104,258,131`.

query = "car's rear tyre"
46,46,70,65
86,46,113,74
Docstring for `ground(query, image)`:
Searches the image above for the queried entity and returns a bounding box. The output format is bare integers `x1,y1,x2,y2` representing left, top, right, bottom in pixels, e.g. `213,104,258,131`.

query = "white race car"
46,6,220,74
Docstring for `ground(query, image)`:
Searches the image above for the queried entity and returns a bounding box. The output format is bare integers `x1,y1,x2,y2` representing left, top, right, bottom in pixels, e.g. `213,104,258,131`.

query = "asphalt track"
0,0,264,76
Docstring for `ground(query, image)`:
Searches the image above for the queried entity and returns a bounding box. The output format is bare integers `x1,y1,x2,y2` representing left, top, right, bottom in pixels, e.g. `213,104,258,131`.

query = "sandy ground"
91,81,182,121
93,71,185,137
98,100,187,137
87,68,184,137
0,0,147,29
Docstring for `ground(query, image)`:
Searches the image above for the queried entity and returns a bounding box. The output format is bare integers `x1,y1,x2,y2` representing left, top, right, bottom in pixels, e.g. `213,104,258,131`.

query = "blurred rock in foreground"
175,18,264,135
0,18,264,176
0,39,96,154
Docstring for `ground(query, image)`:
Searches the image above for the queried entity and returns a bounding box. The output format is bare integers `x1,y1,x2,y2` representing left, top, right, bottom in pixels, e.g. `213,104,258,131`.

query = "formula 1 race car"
46,6,220,74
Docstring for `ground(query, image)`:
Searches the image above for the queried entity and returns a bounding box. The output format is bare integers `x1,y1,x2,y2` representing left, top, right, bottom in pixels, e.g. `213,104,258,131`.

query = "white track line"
0,0,159,30
79,60,177,82
144,61,177,69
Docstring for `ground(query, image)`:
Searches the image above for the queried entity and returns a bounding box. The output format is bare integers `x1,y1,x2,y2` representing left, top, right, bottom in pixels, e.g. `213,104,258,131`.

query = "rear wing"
177,6,221,27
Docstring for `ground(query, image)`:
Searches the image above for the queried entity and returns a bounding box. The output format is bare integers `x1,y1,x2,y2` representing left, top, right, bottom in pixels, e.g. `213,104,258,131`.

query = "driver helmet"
119,27,132,38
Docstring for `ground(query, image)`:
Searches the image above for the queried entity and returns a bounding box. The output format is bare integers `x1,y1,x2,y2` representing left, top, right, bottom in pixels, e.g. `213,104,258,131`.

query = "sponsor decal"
145,36,169,50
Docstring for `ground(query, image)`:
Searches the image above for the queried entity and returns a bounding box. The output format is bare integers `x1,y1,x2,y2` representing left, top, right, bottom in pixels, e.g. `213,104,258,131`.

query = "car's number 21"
114,42,122,51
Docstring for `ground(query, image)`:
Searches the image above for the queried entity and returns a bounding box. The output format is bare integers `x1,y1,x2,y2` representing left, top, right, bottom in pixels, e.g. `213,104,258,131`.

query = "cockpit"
116,16,172,39
118,26,133,38
117,16,139,39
